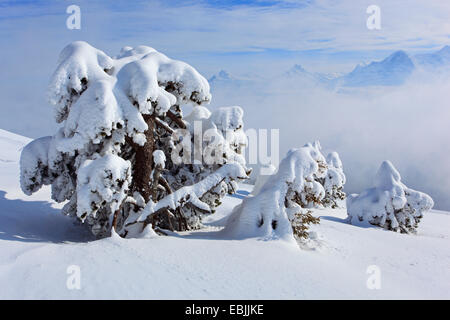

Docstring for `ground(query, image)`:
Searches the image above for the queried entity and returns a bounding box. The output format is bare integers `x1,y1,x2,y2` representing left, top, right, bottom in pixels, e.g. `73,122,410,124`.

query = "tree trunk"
132,114,155,202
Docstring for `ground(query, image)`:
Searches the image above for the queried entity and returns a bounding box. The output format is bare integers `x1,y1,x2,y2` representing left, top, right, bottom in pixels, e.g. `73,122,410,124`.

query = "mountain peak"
291,64,306,72
385,50,410,63
209,70,233,83
217,70,231,79
437,45,450,56
340,50,414,87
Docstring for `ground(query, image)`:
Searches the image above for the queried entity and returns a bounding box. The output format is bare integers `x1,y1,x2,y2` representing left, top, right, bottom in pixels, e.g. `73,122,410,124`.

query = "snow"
19,136,53,196
0,129,449,299
182,105,247,167
322,151,346,208
23,41,224,237
347,161,434,233
223,143,335,242
76,154,131,222
133,163,247,225
251,163,277,196
48,41,211,154
152,150,166,168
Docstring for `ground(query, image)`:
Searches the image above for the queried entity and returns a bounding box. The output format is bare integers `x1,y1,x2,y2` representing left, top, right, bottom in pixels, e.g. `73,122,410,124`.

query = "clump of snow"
20,136,54,196
153,150,166,168
347,160,434,233
183,105,247,166
210,105,243,132
251,163,277,196
76,155,131,223
20,136,75,203
48,41,114,123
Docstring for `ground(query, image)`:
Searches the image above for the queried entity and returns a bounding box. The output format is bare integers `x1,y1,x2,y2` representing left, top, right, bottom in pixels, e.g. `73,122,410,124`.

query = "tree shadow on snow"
228,189,250,200
320,215,379,230
320,215,350,224
0,190,94,243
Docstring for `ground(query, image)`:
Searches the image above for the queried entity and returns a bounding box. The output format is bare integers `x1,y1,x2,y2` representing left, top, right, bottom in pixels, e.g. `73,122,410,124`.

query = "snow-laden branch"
125,163,247,230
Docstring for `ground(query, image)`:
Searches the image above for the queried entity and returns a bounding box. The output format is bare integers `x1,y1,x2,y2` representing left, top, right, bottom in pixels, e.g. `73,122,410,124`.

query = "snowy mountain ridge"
209,46,450,89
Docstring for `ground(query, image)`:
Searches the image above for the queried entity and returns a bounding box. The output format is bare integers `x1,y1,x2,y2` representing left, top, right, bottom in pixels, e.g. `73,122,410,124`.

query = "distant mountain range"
413,45,450,68
209,46,450,89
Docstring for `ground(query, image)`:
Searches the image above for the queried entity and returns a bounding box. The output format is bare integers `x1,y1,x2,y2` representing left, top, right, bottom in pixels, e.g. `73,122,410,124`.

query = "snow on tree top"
210,106,244,132
47,41,211,152
326,151,343,169
374,160,403,191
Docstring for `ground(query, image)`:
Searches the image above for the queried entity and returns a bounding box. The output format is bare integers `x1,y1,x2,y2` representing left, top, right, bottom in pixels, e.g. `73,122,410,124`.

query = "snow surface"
0,129,449,299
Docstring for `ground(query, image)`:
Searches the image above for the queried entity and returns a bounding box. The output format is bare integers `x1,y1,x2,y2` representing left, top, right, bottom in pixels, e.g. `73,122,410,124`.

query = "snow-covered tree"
20,41,249,238
347,160,434,233
319,151,346,208
224,142,345,243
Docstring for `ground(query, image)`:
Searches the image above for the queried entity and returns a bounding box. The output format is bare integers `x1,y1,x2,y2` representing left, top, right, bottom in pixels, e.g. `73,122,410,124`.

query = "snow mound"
347,160,434,233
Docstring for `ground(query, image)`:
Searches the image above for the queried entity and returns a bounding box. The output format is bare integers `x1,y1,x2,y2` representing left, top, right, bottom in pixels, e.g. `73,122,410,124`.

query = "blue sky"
1,0,449,74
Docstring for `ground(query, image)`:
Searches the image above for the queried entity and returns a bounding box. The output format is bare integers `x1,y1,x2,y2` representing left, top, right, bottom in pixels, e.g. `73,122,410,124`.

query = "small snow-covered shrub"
20,41,249,238
224,142,342,243
347,161,433,233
